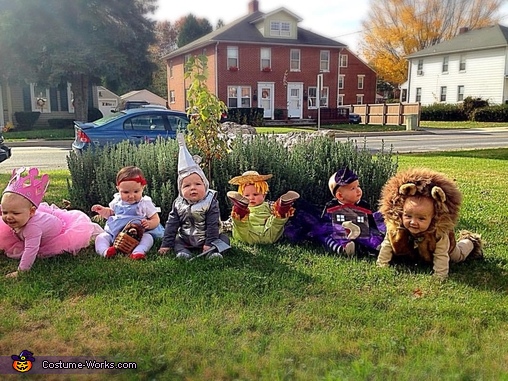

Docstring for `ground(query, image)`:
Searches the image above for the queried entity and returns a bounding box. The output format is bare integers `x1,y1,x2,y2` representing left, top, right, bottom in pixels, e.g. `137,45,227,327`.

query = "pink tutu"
0,203,103,265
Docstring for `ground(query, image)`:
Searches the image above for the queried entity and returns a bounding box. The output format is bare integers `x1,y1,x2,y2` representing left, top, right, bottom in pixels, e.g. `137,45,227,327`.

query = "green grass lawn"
0,150,507,380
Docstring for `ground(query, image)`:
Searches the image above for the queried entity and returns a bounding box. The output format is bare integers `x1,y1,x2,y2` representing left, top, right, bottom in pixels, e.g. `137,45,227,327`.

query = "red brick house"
163,0,377,121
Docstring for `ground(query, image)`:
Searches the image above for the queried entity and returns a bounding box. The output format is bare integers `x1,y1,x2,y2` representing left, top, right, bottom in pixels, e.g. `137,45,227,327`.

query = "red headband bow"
117,176,147,186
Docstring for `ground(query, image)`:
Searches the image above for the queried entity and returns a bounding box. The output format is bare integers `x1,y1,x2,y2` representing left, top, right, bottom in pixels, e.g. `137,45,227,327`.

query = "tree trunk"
70,73,89,122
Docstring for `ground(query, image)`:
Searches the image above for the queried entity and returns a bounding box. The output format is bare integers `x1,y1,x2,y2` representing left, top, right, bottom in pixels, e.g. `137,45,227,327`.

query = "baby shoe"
458,230,484,260
104,246,117,258
227,191,249,208
279,190,300,205
343,241,356,257
176,252,192,261
227,191,250,219
206,252,223,260
129,252,146,260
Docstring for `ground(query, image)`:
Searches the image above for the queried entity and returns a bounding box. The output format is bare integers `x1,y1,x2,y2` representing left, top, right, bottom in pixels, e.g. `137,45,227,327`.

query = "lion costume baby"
376,167,483,279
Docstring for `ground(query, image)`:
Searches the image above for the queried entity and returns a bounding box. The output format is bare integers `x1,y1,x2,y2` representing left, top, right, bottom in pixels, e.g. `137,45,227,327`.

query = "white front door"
258,83,274,119
287,82,303,118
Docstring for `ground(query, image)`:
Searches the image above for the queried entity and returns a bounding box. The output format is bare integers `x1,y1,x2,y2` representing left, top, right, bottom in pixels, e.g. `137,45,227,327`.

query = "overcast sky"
153,1,508,54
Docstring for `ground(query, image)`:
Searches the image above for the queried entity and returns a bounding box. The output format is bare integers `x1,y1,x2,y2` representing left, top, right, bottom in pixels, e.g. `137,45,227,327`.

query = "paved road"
2,127,508,173
335,127,508,153
0,145,71,173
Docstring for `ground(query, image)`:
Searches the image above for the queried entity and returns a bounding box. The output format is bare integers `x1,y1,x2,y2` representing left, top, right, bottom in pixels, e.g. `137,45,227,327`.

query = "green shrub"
67,136,397,221
461,96,489,120
48,118,74,129
227,108,265,126
87,107,103,122
471,104,508,122
211,134,397,216
14,111,41,130
420,104,466,121
67,139,179,221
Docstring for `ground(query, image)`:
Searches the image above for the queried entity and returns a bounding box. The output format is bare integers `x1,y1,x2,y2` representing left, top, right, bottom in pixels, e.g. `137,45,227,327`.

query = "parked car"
112,100,169,113
0,133,12,163
349,113,362,124
72,108,189,153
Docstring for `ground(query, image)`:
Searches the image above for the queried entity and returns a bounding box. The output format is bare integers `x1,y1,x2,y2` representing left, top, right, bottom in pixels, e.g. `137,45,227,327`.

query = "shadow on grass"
0,241,316,305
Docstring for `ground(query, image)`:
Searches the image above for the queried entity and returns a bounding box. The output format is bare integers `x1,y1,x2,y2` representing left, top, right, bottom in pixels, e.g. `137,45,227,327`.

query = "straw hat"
228,170,273,185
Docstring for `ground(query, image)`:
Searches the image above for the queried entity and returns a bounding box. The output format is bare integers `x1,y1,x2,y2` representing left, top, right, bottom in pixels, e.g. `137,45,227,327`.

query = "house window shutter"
59,83,69,111
22,86,31,111
50,87,58,111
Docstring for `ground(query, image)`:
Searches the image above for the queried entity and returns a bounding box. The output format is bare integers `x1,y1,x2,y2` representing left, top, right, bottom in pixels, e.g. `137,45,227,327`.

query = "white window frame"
260,48,271,71
320,50,330,72
417,59,424,71
338,75,344,90
459,55,466,71
270,21,291,37
356,94,364,104
340,54,348,68
457,85,465,102
290,49,300,71
337,94,344,106
308,86,329,109
442,56,449,73
227,86,251,108
415,87,422,102
357,75,365,90
169,90,176,104
440,86,447,102
227,46,238,69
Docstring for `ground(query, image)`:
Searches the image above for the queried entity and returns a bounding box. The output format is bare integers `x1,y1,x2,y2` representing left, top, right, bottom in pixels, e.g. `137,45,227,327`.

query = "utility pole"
317,73,323,130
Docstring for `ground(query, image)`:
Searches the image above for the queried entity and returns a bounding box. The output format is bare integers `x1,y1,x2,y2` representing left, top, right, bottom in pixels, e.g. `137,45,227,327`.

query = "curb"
6,140,72,148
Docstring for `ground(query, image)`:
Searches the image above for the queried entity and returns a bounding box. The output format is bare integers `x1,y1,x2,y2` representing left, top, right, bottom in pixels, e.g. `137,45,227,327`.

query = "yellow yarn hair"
238,181,269,195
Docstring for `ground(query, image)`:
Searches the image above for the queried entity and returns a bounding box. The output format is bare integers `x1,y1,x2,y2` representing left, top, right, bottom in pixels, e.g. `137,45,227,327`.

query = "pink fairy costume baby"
0,167,103,272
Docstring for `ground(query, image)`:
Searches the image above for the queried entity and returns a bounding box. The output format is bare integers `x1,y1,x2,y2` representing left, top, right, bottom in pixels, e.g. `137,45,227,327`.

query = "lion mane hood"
379,167,462,236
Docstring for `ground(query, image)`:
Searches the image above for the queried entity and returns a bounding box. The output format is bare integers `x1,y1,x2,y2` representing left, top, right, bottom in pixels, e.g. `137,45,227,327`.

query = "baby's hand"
6,270,19,278
140,219,149,229
158,247,171,255
203,245,211,252
91,205,103,213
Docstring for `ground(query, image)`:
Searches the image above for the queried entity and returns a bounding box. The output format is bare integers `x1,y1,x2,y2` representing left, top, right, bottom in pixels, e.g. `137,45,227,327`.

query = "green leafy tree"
177,14,212,47
0,0,157,121
360,0,504,87
184,55,228,182
148,20,179,99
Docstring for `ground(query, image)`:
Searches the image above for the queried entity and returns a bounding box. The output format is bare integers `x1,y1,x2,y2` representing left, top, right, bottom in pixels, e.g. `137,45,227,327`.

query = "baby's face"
117,180,145,204
1,192,36,231
242,184,266,207
402,196,434,235
335,180,362,204
181,173,206,203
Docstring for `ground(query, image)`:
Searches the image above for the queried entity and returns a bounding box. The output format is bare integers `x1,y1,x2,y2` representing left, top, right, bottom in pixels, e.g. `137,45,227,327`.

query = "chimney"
248,0,259,14
458,27,469,35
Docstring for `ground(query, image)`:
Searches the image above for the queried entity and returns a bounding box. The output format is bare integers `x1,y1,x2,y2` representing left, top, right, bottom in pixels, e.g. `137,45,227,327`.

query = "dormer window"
270,21,291,37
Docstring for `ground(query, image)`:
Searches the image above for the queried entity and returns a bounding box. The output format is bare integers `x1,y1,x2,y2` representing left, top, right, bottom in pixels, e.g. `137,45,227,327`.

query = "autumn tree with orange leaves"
360,0,504,87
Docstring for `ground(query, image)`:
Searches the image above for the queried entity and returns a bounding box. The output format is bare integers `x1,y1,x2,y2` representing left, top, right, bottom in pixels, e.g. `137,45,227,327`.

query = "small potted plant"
262,67,271,72
229,66,238,72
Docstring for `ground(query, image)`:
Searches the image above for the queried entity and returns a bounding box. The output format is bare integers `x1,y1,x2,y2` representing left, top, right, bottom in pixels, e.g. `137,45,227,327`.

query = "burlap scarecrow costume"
227,170,299,244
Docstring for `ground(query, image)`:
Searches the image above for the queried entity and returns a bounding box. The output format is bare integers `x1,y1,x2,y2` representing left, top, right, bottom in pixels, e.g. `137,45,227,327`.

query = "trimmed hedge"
67,136,397,221
226,108,265,126
14,111,41,130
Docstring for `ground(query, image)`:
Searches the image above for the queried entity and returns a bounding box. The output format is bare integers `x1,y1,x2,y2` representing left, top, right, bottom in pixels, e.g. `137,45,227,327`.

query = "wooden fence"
350,102,421,126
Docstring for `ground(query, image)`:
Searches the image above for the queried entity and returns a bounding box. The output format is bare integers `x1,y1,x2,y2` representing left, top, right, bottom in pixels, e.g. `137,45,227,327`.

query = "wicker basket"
113,221,145,254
